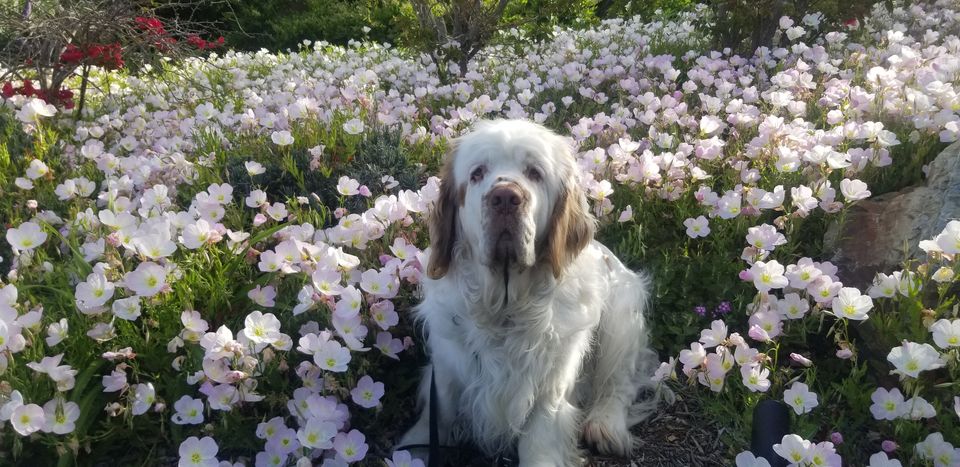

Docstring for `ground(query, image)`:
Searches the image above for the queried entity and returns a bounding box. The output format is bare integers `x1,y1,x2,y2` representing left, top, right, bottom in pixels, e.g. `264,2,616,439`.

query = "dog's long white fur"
398,120,657,466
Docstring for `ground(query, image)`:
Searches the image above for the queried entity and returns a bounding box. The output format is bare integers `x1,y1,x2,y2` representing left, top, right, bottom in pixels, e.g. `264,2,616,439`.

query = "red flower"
135,16,166,35
61,44,85,64
19,80,36,97
187,35,208,49
1,82,13,98
86,42,124,70
188,35,225,50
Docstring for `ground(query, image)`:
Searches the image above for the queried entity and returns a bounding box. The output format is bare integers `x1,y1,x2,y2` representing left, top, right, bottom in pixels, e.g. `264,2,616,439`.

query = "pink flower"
350,376,385,408
783,382,819,415
790,353,813,367
376,332,404,360
333,429,369,462
750,260,788,292
247,285,277,307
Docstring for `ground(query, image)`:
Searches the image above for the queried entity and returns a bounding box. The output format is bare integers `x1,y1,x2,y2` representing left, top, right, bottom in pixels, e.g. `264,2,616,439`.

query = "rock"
825,141,960,288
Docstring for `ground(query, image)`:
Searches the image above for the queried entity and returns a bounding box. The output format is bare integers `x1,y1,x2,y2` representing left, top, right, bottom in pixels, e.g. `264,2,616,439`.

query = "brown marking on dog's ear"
543,176,596,278
426,147,459,279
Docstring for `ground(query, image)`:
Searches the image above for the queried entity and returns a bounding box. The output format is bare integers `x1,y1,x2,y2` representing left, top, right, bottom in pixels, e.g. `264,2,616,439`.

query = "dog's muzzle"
485,183,526,265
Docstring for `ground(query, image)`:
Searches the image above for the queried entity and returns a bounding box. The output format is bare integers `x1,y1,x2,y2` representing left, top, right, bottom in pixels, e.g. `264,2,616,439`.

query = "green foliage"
595,0,696,20
156,0,405,51
702,0,886,54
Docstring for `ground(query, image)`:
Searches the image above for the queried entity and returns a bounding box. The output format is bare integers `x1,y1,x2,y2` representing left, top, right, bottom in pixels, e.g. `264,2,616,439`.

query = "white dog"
398,120,657,466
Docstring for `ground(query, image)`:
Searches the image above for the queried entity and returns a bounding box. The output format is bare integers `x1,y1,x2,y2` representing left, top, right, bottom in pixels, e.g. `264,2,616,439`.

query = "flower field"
1,1,960,466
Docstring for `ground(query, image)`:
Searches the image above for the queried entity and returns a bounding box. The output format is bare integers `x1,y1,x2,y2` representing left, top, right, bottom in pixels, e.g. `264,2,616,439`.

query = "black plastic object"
750,399,790,467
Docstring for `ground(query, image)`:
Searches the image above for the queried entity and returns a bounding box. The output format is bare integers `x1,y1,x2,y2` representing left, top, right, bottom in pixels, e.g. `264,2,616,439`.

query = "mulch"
592,392,728,467
440,389,730,467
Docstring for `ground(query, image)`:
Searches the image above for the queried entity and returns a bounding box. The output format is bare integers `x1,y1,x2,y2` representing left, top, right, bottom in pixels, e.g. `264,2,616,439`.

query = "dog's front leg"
517,397,583,467
517,328,591,467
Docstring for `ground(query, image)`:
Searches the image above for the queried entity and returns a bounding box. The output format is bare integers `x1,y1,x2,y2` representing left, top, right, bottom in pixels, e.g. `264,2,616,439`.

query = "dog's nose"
488,185,523,214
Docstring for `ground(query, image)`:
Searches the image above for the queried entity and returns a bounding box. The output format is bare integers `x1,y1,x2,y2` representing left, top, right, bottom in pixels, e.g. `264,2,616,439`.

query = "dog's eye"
525,166,542,182
470,166,486,183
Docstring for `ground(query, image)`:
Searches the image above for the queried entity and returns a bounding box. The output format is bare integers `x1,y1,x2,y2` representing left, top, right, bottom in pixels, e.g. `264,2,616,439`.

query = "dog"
398,119,656,466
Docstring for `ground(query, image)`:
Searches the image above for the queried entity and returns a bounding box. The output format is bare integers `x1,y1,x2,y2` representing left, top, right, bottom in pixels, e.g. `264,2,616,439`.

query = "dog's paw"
582,409,635,457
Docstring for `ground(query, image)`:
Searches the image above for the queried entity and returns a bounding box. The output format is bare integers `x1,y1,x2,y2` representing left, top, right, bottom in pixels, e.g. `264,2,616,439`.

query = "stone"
825,141,960,288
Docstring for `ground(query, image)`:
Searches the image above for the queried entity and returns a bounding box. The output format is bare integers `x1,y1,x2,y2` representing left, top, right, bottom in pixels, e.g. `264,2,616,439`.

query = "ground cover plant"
1,1,960,466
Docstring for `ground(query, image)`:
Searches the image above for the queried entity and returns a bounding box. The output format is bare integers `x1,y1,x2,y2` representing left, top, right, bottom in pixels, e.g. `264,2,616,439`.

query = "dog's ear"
543,151,596,279
426,145,459,279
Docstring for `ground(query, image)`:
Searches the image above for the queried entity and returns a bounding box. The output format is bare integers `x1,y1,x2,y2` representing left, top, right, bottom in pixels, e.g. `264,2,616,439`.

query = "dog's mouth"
492,229,518,264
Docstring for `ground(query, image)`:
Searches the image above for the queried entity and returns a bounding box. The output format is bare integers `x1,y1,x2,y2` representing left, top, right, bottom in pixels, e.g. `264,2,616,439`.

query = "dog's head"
426,119,595,279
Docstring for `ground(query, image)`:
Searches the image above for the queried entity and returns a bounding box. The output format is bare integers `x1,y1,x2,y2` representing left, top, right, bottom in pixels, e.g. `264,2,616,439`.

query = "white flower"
124,262,168,297
867,452,902,467
11,403,45,435
745,224,786,251
776,293,809,320
935,220,960,254
831,287,873,320
887,341,945,378
840,178,871,201
337,176,361,196
112,296,142,321
785,26,806,41
131,382,156,415
245,189,268,208
297,417,337,449
931,319,960,349
773,434,811,465
75,272,115,309
783,382,818,415
678,342,706,375
242,310,282,345
740,364,771,392
684,216,710,238
314,338,351,372
45,318,69,347
785,258,822,289
172,396,205,425
86,322,116,342
16,98,57,123
266,202,288,221
102,368,127,392
271,130,294,146
699,115,723,136
931,267,955,284
180,219,218,249
870,387,905,420
903,395,936,420
42,399,80,434
343,118,365,135
750,260,789,292
14,177,33,189
735,451,771,467
245,161,265,176
698,320,728,348
915,432,953,462
178,436,219,467
6,221,48,251
25,159,50,179
867,272,898,298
